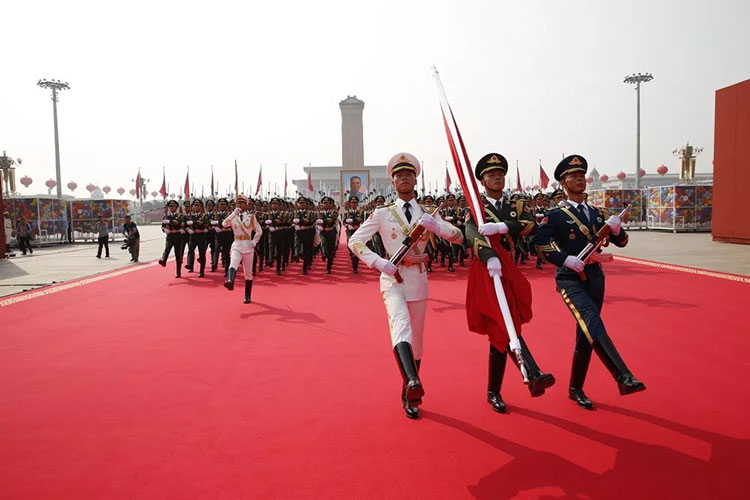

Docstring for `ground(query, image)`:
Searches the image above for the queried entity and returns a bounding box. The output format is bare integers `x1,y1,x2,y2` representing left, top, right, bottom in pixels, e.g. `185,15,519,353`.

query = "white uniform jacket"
222,210,262,252
348,198,463,301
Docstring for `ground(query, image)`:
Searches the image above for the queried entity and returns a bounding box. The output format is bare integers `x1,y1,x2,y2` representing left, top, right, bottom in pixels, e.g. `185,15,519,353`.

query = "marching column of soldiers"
157,153,644,418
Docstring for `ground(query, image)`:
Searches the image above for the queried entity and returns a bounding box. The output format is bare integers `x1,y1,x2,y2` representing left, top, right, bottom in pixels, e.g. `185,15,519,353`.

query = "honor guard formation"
156,152,645,419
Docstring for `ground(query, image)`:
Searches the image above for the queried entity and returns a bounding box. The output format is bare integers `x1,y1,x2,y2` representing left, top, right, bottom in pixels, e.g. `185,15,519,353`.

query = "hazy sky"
2,0,748,198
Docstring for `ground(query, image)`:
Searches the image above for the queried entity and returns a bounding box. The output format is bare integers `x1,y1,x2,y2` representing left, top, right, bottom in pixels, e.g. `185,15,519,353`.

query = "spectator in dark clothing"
95,216,110,258
14,216,33,255
122,215,140,262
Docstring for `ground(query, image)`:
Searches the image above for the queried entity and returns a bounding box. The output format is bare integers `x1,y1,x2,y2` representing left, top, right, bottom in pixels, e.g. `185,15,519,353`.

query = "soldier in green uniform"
204,199,217,269
534,155,645,410
213,198,234,275
159,199,185,278
530,192,549,270
463,152,555,413
369,195,387,258
344,195,366,273
293,197,316,275
265,197,288,276
185,199,211,277
317,196,338,274
180,200,192,264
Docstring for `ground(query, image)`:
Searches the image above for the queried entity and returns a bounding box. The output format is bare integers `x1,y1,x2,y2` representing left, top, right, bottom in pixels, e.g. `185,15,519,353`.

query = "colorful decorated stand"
646,185,713,232
586,189,646,229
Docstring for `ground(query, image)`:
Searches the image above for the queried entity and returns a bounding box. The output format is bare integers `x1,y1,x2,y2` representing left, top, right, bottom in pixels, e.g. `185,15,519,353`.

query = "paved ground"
1,226,749,298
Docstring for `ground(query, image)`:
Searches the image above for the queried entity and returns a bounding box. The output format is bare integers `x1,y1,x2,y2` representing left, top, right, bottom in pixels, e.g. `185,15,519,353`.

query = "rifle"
389,202,445,283
576,205,630,280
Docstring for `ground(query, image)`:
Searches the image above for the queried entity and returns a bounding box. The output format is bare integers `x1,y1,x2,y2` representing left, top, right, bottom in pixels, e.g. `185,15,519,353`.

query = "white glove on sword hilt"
374,257,398,276
606,215,622,235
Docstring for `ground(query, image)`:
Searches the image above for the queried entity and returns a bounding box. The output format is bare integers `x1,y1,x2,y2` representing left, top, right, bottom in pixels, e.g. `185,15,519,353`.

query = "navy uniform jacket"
465,197,536,263
534,202,629,279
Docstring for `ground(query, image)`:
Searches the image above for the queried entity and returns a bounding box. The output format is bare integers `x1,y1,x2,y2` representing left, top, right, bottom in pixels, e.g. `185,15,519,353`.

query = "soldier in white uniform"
223,195,262,304
348,152,464,419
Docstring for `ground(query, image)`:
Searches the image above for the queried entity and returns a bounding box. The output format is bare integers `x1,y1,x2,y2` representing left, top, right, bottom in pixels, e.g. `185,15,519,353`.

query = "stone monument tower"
339,96,365,172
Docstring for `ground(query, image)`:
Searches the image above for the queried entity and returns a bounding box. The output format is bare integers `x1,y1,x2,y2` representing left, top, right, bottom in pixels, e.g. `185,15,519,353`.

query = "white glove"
345,218,353,223
186,220,193,226
606,215,622,236
233,208,241,215
563,256,585,273
445,216,454,221
265,219,272,225
210,220,219,226
179,229,186,234
293,218,300,224
187,229,194,234
419,213,440,233
162,219,170,224
374,257,398,276
294,225,301,231
269,227,276,232
486,257,502,278
215,227,222,233
315,219,324,225
162,228,170,234
589,252,614,264
479,222,509,235
346,224,353,231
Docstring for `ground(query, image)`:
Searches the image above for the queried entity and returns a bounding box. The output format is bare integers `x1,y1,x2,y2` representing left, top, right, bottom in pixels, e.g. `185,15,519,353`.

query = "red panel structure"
713,78,750,243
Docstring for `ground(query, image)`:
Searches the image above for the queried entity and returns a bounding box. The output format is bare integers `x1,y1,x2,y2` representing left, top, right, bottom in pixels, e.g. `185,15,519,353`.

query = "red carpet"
1,243,749,499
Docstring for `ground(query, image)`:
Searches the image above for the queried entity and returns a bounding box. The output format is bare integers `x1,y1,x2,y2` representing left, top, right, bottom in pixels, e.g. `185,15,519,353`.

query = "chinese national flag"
465,235,533,352
445,166,452,192
516,164,522,192
255,165,263,196
159,170,167,199
183,171,190,200
540,163,550,189
307,168,313,192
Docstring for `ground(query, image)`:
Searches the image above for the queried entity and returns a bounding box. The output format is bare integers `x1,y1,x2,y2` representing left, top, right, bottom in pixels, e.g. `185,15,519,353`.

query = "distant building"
292,95,395,203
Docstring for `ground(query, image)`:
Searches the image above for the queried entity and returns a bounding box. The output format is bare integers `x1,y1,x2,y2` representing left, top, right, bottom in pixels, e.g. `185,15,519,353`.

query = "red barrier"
713,79,750,243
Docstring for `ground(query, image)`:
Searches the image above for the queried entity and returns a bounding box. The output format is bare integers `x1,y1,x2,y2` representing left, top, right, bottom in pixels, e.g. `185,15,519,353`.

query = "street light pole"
37,79,70,198
623,73,653,190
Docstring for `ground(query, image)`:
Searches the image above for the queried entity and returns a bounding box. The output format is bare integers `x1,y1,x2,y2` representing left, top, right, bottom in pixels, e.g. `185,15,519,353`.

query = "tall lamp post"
37,78,70,198
623,73,653,190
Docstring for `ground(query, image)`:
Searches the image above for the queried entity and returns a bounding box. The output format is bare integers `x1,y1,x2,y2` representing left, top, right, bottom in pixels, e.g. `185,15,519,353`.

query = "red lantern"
86,183,96,193
117,187,125,195
45,179,57,189
67,181,77,191
616,172,626,181
586,176,594,184
102,185,111,194
151,191,158,198
600,174,609,182
640,169,646,177
20,176,32,187
551,181,558,188
532,184,539,190
169,193,176,199
129,188,137,196
657,165,668,176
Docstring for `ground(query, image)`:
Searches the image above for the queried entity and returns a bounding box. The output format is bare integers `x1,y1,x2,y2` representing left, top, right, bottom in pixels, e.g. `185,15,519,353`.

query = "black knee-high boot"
393,342,423,419
487,344,507,413
506,335,556,397
592,334,646,395
569,347,594,409
224,268,237,290
243,280,253,304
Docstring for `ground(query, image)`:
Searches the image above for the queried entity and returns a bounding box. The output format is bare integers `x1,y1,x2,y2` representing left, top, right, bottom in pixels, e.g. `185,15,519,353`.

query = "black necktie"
495,199,503,211
577,204,589,222
403,202,412,223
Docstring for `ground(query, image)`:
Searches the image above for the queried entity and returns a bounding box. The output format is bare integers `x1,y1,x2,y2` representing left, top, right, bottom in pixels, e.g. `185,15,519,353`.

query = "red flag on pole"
284,163,288,198
159,168,167,199
445,164,452,192
307,166,313,192
183,169,190,200
210,166,215,197
516,163,522,192
234,160,239,195
539,161,550,189
255,165,263,196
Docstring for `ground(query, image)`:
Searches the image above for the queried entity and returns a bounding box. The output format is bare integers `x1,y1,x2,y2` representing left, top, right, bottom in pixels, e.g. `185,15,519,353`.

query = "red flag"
307,167,313,192
135,171,142,192
435,71,532,351
540,162,550,189
183,169,190,200
255,165,262,196
234,160,239,195
445,165,452,192
210,166,215,197
516,164,522,192
159,169,167,199
284,163,288,198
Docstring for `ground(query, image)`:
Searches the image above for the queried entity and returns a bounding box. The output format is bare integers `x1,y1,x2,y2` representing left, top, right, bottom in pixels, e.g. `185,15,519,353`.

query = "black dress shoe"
617,374,646,395
569,387,594,409
528,373,556,397
487,391,507,413
536,262,543,270
448,265,455,273
403,398,420,419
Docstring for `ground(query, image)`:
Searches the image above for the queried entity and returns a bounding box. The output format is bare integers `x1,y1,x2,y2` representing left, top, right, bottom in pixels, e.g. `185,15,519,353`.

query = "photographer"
122,215,140,263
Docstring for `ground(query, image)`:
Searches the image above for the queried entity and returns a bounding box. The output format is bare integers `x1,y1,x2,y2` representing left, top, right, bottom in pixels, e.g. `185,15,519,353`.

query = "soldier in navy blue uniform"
534,155,646,410
464,152,555,413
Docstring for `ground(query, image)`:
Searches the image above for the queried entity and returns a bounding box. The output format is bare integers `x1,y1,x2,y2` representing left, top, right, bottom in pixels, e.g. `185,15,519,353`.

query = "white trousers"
229,247,255,280
382,290,427,360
